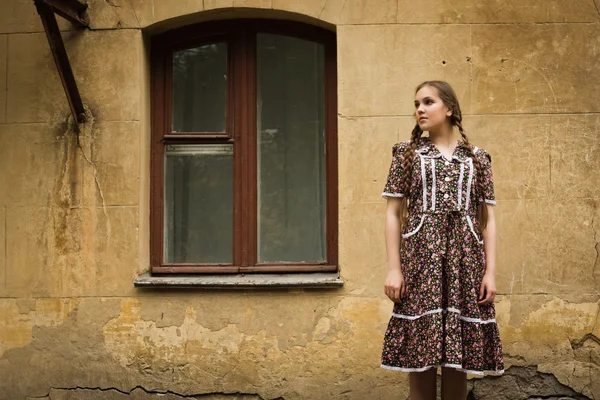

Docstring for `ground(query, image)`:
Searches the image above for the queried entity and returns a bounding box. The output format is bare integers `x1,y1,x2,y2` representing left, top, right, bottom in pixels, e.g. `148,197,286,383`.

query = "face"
414,86,453,133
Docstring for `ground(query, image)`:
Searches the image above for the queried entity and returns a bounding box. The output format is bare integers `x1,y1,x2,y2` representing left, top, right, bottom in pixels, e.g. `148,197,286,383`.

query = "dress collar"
415,136,472,163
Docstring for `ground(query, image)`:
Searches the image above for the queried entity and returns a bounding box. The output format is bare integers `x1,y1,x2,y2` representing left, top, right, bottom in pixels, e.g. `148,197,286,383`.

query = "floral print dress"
380,136,504,375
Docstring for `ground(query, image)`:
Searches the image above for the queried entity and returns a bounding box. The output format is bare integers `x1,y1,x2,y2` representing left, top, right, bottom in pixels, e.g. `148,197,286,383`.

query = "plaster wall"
0,0,599,398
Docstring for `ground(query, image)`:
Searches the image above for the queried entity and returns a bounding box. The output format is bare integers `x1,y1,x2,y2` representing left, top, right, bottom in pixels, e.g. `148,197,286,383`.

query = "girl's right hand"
384,268,406,303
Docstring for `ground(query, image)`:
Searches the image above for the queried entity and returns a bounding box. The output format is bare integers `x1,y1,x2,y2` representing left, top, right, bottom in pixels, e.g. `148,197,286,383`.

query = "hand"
477,272,497,305
384,269,406,303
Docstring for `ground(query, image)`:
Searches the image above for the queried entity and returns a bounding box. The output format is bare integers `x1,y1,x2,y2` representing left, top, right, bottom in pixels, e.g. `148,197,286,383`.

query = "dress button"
444,193,449,199
444,161,450,166
444,177,451,182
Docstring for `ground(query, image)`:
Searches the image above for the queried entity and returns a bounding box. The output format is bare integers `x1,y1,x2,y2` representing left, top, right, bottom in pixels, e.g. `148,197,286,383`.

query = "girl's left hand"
477,272,497,305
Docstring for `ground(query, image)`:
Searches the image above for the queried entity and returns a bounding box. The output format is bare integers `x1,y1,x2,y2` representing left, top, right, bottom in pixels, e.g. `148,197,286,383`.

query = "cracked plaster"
1,0,600,399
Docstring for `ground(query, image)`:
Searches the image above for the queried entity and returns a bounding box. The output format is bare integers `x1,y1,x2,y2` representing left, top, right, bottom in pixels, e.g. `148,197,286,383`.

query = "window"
150,20,338,274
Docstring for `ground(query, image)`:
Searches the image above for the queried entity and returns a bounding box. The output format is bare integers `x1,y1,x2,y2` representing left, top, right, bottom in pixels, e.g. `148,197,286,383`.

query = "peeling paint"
1,1,600,399
470,365,593,399
0,298,76,358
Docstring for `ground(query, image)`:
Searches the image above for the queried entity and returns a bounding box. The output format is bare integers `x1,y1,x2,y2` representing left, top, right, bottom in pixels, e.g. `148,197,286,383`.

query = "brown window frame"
150,19,338,274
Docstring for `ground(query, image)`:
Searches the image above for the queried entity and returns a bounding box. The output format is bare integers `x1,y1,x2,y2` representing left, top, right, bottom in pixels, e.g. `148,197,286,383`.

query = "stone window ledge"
134,272,344,289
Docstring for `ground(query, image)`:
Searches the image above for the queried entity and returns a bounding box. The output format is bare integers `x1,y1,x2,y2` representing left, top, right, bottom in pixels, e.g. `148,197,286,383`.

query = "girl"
380,81,504,400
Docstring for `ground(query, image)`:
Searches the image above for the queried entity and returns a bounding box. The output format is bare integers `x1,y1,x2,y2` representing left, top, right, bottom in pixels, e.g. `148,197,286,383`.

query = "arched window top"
153,19,336,52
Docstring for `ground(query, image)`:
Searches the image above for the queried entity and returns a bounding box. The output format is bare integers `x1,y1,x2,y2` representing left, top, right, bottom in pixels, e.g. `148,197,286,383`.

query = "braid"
396,124,424,233
454,117,488,234
400,124,424,194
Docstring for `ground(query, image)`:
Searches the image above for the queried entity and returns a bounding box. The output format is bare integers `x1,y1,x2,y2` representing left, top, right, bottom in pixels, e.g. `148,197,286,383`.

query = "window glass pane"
172,43,227,133
164,144,233,263
257,34,326,263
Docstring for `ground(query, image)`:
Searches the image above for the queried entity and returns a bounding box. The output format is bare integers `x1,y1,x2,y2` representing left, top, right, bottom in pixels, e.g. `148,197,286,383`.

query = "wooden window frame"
150,19,338,274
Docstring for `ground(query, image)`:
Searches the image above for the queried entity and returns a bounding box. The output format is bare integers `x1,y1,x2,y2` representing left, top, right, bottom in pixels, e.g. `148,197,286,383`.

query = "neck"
426,124,457,146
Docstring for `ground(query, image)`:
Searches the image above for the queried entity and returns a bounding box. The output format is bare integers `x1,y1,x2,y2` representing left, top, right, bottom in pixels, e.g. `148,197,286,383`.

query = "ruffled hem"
380,363,505,376
381,311,504,373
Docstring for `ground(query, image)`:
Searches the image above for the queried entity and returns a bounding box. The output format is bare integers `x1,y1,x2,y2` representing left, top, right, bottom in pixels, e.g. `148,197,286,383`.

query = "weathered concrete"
43,389,266,399
338,24,473,117
471,24,600,114
0,34,6,124
1,295,599,398
470,366,593,399
1,0,599,398
7,30,142,123
396,0,599,23
0,0,72,34
0,296,405,399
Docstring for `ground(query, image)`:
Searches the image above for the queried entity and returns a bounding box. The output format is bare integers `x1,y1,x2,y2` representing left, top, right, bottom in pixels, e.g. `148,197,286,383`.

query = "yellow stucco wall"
0,0,599,399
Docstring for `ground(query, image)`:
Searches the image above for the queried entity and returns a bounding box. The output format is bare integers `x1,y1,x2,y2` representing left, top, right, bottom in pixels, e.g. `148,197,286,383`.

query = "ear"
446,108,453,117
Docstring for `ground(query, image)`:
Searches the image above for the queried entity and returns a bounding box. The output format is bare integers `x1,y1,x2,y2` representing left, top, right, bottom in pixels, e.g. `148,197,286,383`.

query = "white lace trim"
465,158,474,210
457,162,465,208
392,308,444,320
391,307,495,324
382,192,405,198
417,145,470,163
381,363,505,376
418,153,427,212
466,215,484,244
401,214,427,239
485,199,496,205
461,315,496,323
430,158,436,211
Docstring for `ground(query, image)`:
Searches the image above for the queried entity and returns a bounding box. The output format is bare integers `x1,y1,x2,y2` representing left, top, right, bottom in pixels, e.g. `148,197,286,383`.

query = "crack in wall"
570,333,600,350
31,366,594,400
39,386,282,399
75,136,107,219
100,0,143,30
2,296,598,399
339,0,346,18
127,0,141,27
593,0,600,21
318,0,328,18
503,351,529,363
593,306,600,335
70,106,110,223
104,0,122,8
592,211,600,284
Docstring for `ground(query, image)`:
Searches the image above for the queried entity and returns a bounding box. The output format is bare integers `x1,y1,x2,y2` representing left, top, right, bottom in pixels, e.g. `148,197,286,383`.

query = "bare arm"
481,204,497,275
384,198,403,272
384,198,406,302
478,204,497,304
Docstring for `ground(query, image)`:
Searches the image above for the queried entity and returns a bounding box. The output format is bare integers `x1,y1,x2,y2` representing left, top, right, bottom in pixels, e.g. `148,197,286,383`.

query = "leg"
441,366,467,400
408,368,437,400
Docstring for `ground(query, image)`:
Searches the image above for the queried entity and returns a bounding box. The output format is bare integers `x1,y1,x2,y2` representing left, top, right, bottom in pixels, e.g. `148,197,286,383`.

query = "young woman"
380,81,505,400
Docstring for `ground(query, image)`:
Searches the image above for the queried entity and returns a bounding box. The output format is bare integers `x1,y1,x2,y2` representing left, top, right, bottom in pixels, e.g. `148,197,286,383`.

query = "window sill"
134,272,344,289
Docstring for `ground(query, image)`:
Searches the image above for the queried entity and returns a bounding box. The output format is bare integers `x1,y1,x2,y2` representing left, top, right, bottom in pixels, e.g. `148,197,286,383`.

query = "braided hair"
396,81,489,234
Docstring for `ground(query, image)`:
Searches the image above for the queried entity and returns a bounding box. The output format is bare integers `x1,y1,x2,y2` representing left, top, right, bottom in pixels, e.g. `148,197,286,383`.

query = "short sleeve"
381,142,409,198
476,148,496,205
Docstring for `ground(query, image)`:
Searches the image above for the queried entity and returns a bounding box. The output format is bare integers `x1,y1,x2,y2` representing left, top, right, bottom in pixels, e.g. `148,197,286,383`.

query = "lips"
419,117,427,121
